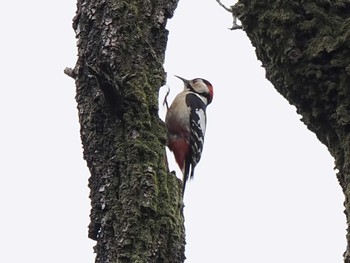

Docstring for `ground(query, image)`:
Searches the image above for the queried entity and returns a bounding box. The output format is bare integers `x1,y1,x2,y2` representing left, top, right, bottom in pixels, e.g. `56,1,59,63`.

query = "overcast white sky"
0,0,346,262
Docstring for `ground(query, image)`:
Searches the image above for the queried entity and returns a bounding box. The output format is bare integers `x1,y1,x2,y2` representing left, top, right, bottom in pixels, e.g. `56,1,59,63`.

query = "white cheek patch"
193,81,209,94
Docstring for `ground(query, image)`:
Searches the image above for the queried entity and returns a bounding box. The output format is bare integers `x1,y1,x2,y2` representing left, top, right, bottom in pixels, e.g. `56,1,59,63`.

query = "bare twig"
163,86,170,110
216,0,231,12
216,0,243,30
64,67,77,79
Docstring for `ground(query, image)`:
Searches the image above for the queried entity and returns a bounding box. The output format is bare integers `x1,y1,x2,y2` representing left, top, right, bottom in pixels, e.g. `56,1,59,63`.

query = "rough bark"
70,0,185,262
232,0,350,261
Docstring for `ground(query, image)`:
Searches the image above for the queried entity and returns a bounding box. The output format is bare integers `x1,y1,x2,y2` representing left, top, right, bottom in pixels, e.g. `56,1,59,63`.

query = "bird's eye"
192,79,198,84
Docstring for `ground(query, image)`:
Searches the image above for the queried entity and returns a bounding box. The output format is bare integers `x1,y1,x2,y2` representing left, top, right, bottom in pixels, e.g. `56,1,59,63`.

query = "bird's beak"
175,75,190,85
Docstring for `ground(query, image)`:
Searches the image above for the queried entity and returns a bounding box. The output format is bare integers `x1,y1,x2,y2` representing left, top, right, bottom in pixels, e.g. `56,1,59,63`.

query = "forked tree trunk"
70,0,185,262
232,1,350,261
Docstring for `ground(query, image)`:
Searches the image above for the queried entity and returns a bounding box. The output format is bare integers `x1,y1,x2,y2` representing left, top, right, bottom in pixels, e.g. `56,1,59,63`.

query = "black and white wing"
185,93,207,180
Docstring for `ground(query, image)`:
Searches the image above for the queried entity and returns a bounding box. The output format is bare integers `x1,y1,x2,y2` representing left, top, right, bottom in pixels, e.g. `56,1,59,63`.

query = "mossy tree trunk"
70,0,185,262
232,0,350,261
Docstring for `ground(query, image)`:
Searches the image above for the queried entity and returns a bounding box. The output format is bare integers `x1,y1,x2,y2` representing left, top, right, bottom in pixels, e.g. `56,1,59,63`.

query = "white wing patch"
190,107,207,168
196,108,206,138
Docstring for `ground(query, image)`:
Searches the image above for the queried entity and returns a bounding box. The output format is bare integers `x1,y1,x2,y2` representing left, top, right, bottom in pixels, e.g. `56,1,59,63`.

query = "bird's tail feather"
182,178,187,197
182,159,191,197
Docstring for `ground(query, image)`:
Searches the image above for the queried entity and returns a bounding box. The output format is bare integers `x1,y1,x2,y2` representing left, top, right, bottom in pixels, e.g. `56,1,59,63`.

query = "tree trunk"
232,0,350,261
70,0,185,262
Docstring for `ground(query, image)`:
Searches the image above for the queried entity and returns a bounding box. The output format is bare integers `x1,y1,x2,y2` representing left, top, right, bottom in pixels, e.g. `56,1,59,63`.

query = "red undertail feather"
168,138,189,173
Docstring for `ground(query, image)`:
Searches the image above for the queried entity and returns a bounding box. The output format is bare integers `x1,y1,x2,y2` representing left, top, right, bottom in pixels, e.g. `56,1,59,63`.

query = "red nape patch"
168,139,189,171
208,85,214,104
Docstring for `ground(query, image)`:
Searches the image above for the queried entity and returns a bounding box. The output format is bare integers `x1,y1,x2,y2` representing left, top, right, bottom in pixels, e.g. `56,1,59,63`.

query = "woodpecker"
165,76,213,196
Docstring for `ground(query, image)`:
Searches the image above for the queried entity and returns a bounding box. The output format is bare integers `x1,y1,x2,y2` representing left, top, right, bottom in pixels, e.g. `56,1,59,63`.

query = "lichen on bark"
71,0,185,262
232,0,350,261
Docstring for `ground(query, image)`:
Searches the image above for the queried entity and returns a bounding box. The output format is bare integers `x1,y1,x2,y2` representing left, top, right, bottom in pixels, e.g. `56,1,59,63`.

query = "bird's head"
175,75,214,105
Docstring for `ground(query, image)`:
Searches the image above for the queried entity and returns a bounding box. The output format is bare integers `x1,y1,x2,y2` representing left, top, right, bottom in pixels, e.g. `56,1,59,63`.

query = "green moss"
236,0,350,257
